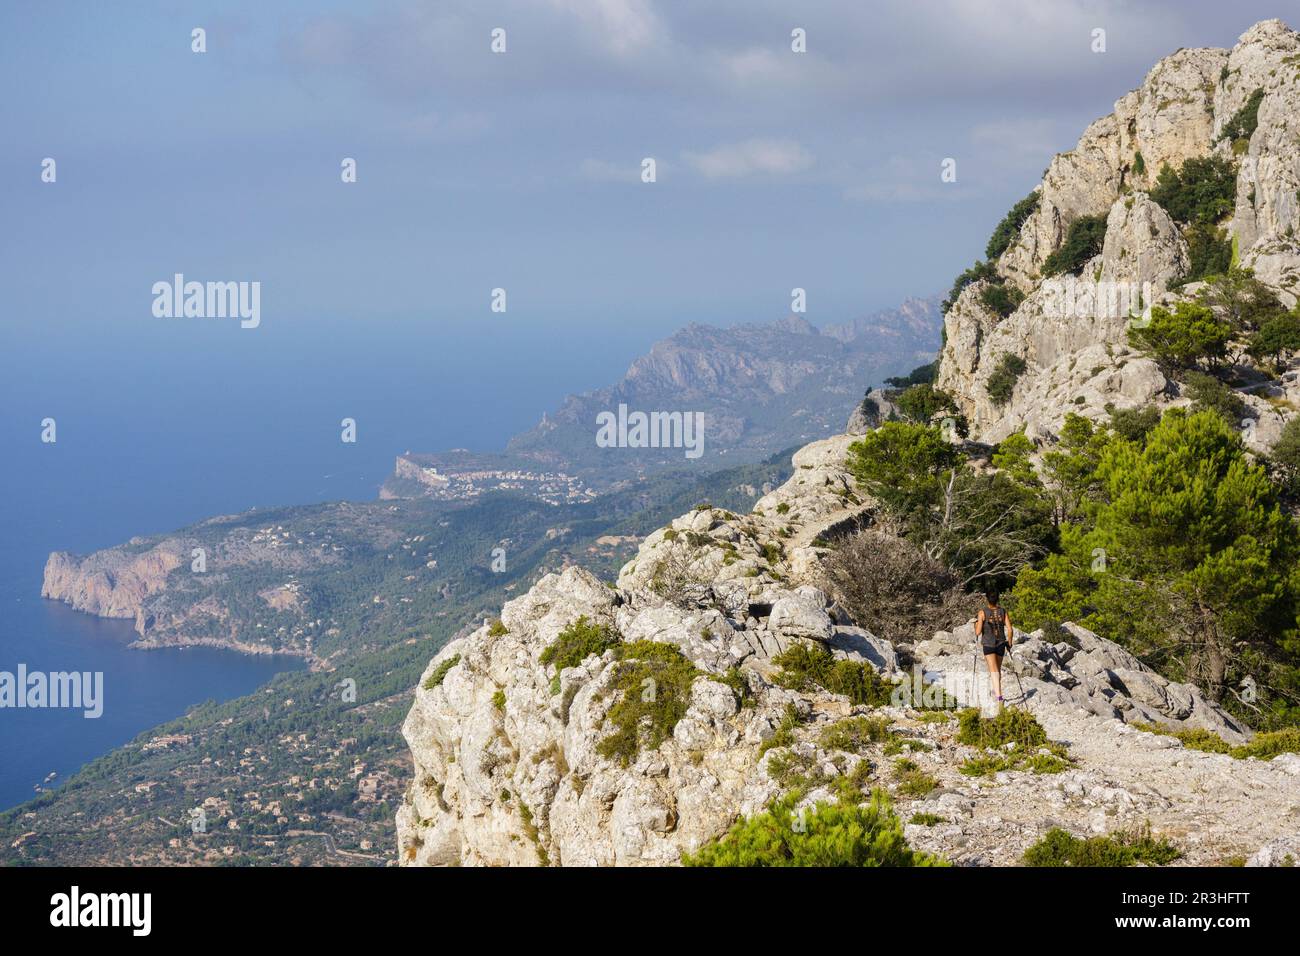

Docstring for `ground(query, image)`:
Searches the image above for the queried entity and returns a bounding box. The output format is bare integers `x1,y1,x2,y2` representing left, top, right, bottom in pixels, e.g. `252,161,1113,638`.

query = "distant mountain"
386,296,941,496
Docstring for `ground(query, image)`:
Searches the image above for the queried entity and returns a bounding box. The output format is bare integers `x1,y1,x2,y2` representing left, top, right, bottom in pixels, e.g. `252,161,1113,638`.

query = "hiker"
974,590,1014,706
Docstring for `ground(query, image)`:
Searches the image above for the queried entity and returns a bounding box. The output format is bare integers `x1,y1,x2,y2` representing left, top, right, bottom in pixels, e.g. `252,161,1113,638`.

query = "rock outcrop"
937,20,1300,448
396,429,1297,867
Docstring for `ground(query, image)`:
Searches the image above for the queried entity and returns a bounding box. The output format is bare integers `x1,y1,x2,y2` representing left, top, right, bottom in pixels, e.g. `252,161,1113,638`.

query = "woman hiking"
974,590,1013,708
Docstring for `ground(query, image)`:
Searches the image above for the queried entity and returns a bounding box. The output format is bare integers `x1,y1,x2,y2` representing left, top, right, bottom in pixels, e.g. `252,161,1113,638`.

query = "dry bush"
819,530,967,644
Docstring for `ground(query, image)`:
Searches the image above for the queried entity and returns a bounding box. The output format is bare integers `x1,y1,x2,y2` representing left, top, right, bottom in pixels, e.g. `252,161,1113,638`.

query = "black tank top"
981,606,1006,646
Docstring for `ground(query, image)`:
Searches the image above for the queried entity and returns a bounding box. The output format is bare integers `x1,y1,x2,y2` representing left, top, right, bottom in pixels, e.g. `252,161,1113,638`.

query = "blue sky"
1,1,1291,335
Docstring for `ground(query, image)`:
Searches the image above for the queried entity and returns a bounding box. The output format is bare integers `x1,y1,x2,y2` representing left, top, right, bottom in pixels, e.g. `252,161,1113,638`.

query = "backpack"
980,606,1007,647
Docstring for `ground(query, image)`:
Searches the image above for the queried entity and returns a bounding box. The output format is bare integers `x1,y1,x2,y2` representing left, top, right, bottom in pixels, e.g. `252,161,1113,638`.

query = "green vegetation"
1134,721,1300,759
894,382,959,424
892,758,939,797
956,707,1071,776
492,688,506,711
423,654,461,690
819,716,894,751
986,353,1028,405
487,618,509,636
682,790,948,867
979,281,1026,318
884,361,939,389
539,615,621,693
1218,88,1265,147
1130,301,1230,370
847,421,1052,590
986,191,1040,260
1149,155,1237,225
596,641,701,766
1023,825,1181,867
943,260,998,314
1042,214,1107,276
910,812,947,826
1248,312,1300,370
1012,409,1300,726
1181,370,1246,426
771,641,896,706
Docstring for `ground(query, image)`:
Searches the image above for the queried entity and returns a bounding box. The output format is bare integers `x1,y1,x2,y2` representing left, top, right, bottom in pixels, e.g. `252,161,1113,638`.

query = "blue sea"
0,315,661,811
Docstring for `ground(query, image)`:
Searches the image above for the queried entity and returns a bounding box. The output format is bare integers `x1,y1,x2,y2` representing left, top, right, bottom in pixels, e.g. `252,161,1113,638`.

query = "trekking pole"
1006,635,1027,705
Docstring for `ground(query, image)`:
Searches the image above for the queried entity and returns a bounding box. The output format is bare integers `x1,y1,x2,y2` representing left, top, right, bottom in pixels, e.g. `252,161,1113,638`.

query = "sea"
0,314,657,810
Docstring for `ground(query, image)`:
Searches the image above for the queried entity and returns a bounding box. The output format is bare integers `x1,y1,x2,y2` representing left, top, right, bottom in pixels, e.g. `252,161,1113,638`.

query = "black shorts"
981,642,1008,657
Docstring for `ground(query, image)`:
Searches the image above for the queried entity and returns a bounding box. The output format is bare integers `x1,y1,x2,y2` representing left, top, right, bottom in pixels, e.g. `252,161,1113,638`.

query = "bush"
893,383,958,424
596,641,701,766
1107,404,1161,444
956,707,1070,775
1248,313,1300,368
1023,825,1180,866
1129,301,1230,369
819,530,965,644
1149,155,1236,225
979,281,1025,318
986,191,1040,260
422,654,460,690
820,715,894,751
682,790,948,867
1218,88,1265,146
1269,416,1300,497
1196,269,1286,333
540,616,620,693
771,641,896,707
1178,222,1233,285
986,353,1028,406
487,618,509,637
884,361,939,389
1041,214,1107,276
943,260,998,313
1181,371,1246,426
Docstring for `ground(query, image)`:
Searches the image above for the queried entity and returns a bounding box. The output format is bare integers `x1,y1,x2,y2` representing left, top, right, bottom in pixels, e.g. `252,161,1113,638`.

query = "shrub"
894,383,958,424
1181,371,1246,427
1248,312,1300,368
1269,416,1300,497
956,707,1071,775
1178,222,1233,285
492,689,506,711
1197,268,1287,334
1230,727,1300,759
943,260,998,313
892,758,939,797
540,616,620,693
1107,404,1161,444
1130,301,1230,369
986,353,1028,405
985,191,1040,260
1042,214,1107,276
422,654,460,690
1218,88,1265,146
487,618,509,637
1149,155,1236,225
979,281,1025,318
819,716,894,752
884,361,939,389
596,641,701,766
682,790,948,867
771,641,896,707
819,531,965,644
1023,825,1181,866
717,667,755,709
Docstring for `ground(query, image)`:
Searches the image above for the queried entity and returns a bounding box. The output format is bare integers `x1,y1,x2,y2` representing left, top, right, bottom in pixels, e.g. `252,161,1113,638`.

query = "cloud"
545,0,664,56
682,139,814,179
578,157,645,183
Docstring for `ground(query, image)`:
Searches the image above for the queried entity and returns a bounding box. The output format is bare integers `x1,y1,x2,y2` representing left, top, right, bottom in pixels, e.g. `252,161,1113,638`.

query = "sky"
2,0,1291,339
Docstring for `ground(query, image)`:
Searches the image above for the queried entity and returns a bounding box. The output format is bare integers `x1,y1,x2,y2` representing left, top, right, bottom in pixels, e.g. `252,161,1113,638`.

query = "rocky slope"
396,434,1298,867
937,19,1300,448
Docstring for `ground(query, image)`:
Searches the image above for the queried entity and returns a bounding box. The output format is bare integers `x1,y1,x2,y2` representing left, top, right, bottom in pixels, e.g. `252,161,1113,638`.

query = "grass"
909,813,947,827
956,707,1071,776
1023,824,1181,867
771,641,896,707
421,654,460,690
540,616,621,694
595,640,701,767
892,758,939,797
1133,723,1300,760
717,667,756,709
818,716,893,752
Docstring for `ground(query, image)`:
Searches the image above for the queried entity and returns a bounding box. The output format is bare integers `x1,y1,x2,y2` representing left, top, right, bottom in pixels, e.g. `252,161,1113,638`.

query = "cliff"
937,19,1300,449
396,433,1296,867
